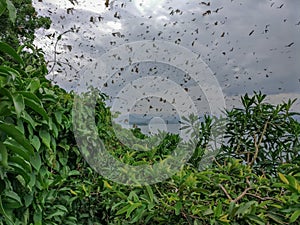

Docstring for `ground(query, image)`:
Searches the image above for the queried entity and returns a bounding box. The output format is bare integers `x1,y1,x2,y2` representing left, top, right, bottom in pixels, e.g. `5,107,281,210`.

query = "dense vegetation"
0,0,300,224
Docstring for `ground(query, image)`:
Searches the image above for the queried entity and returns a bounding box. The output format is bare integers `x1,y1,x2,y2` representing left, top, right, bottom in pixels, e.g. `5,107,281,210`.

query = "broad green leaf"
8,162,31,183
0,141,8,168
0,65,20,78
54,111,63,124
9,155,32,173
278,173,289,185
18,91,42,104
4,191,23,208
0,122,34,153
30,135,41,151
0,0,6,16
39,129,51,149
21,110,37,129
0,42,24,66
30,152,41,171
0,196,14,224
5,0,16,23
23,95,48,121
290,209,300,223
33,208,42,225
26,77,40,92
4,139,32,161
286,175,300,192
12,93,25,118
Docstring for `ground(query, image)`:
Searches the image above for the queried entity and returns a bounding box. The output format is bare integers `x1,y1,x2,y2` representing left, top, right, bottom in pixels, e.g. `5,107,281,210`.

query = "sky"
32,0,300,128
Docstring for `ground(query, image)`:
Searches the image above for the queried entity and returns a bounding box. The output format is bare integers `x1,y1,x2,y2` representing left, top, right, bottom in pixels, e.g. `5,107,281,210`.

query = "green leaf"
12,93,25,118
246,215,265,225
24,194,33,208
145,185,154,203
30,135,41,151
0,42,24,66
290,209,300,223
18,91,42,104
278,173,289,185
4,139,32,161
215,201,222,217
54,111,63,124
4,191,23,208
9,162,31,183
130,205,146,223
26,78,40,92
33,207,42,225
30,152,41,171
0,196,14,224
126,203,142,219
266,213,285,224
0,87,13,100
45,210,66,219
0,0,6,17
0,141,8,168
9,155,32,173
0,122,34,153
203,208,214,216
21,110,37,129
285,175,300,192
23,95,48,121
5,0,16,23
174,201,182,216
116,204,131,216
68,170,80,176
236,201,256,216
39,129,51,149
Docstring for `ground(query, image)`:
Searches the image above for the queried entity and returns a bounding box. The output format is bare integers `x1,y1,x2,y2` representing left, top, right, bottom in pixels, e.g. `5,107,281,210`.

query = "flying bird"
285,42,294,47
249,30,254,36
277,4,284,8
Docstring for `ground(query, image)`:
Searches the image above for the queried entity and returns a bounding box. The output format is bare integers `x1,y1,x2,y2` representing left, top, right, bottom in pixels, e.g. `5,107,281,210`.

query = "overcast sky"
32,0,300,118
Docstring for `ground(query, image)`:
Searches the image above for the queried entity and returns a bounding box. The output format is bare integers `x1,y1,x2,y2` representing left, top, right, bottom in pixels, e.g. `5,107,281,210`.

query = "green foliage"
0,41,299,224
217,92,300,175
0,0,16,23
0,41,107,224
100,159,300,224
0,0,51,48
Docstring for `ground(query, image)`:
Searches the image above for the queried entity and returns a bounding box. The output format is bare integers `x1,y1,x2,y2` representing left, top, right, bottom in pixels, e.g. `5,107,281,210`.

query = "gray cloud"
33,0,300,110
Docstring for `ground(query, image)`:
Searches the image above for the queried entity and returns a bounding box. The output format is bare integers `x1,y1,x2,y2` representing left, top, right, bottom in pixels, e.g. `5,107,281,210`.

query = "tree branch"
249,120,268,166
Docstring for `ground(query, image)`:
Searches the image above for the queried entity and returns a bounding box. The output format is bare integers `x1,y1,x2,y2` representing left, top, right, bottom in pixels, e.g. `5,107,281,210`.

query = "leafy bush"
0,0,51,48
218,92,300,175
